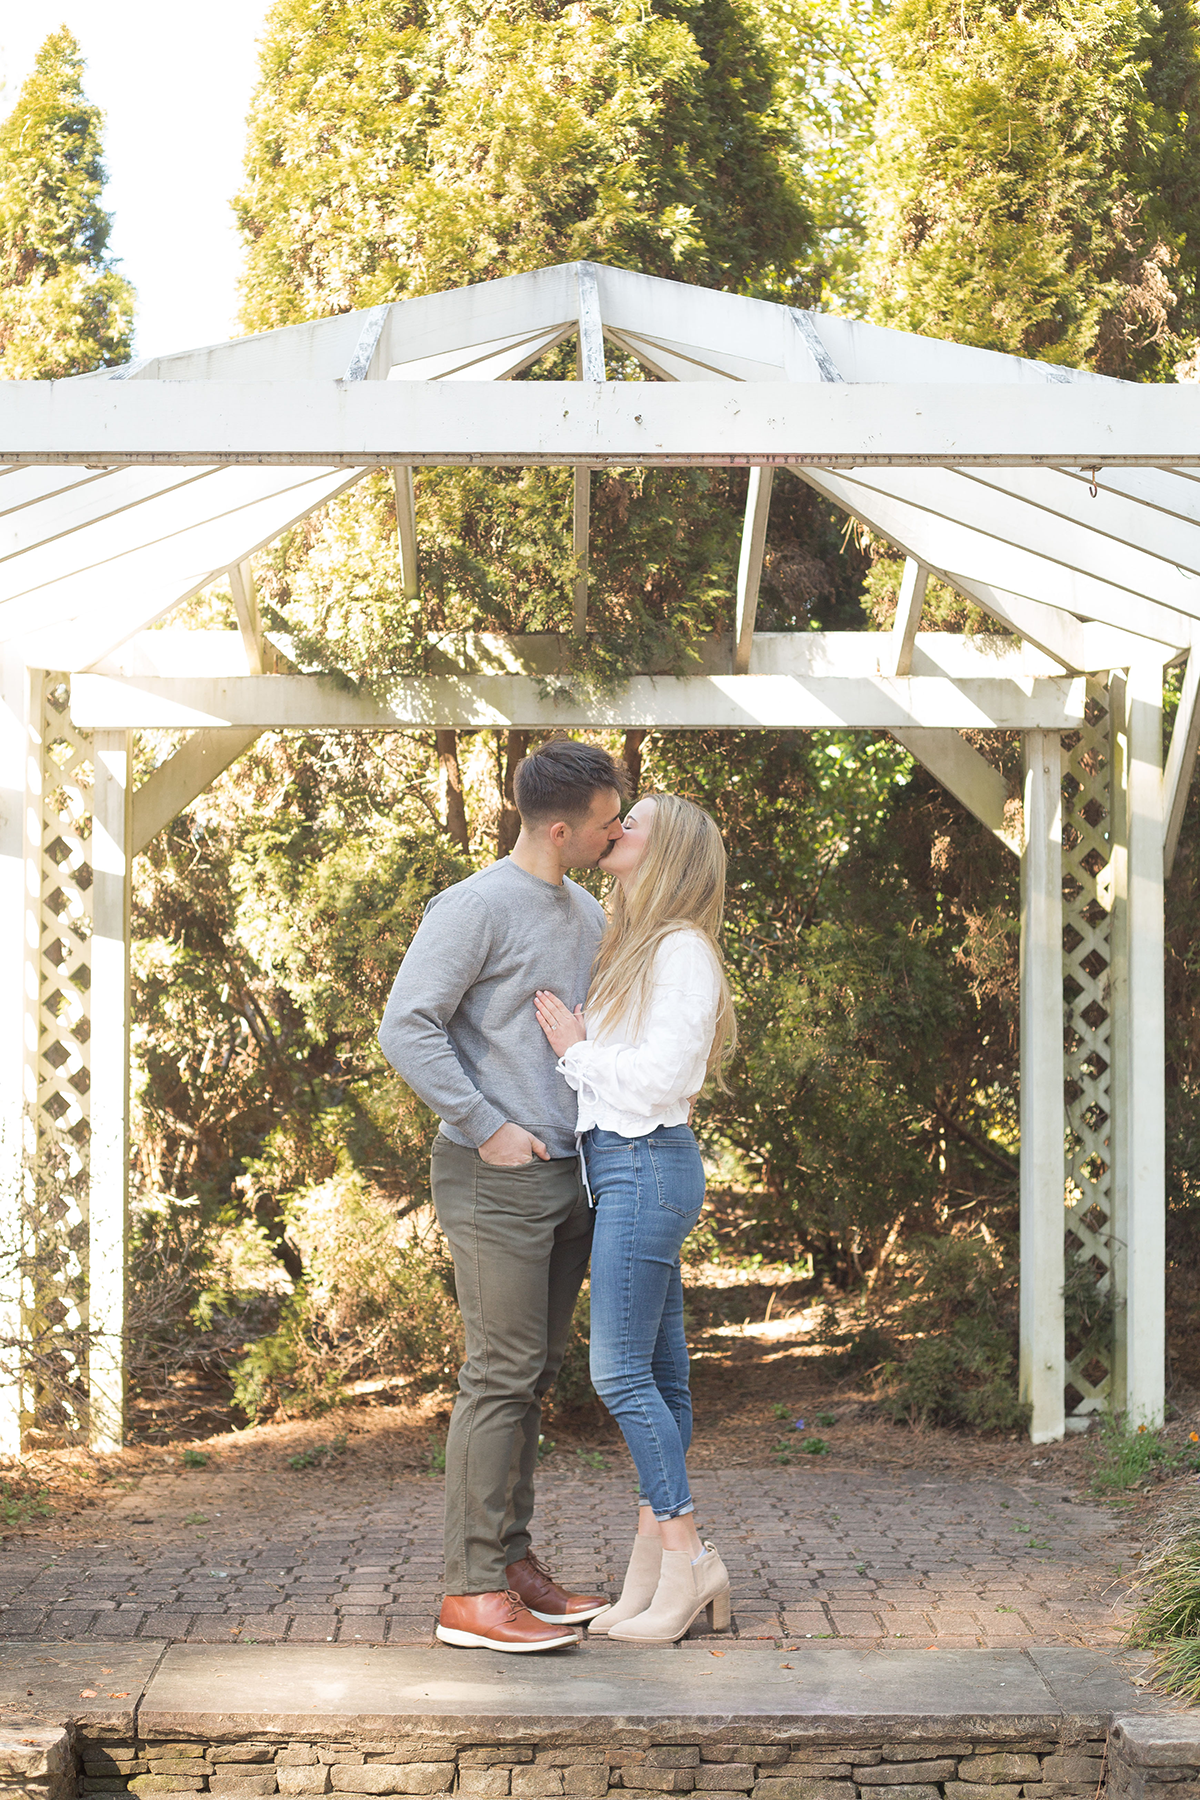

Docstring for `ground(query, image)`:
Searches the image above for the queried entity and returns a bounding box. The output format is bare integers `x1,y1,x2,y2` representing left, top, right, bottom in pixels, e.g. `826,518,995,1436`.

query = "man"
378,737,630,1653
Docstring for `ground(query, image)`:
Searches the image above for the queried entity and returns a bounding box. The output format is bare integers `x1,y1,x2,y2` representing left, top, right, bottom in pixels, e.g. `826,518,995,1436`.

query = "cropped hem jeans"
584,1124,705,1521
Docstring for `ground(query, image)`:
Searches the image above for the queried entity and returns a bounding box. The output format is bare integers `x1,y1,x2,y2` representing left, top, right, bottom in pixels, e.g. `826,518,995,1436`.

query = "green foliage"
287,1433,348,1469
1133,1526,1200,1639
132,731,462,1226
551,1287,598,1413
0,28,133,376
238,0,811,324
181,1449,209,1468
1129,1522,1200,1701
0,1481,52,1529
875,1235,1029,1431
230,1174,463,1421
818,1310,897,1373
865,0,1200,375
236,0,817,692
1142,1638,1200,1703
1090,1417,1194,1493
750,0,887,308
646,725,1020,1282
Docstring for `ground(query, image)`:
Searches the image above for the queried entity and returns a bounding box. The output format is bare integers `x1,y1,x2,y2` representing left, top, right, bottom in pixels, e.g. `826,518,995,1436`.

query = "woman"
534,793,736,1645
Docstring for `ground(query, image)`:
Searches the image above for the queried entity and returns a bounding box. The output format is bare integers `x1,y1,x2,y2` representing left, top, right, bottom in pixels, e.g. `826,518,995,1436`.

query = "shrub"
818,1306,897,1374
231,1174,462,1421
1130,1515,1200,1700
875,1234,1029,1432
550,1286,598,1414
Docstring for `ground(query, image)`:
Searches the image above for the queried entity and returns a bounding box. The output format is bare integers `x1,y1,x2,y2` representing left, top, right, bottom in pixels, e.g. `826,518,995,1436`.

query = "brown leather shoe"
436,1588,580,1653
506,1549,610,1623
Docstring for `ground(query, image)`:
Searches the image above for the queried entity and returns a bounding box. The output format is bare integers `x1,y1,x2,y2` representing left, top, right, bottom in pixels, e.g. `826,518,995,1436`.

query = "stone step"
0,1642,1186,1800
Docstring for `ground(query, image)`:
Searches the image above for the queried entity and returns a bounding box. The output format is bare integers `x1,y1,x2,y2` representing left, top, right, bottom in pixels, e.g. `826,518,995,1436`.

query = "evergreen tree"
750,0,886,311
864,0,1200,376
237,0,811,327
0,28,134,378
237,0,819,697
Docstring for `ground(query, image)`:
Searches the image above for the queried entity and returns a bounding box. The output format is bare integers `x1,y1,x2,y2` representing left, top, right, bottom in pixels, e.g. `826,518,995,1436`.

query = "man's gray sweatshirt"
377,858,605,1161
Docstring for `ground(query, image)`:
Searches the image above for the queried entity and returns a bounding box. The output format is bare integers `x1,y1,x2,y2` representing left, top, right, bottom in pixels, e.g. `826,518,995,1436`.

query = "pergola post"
19,673,93,1446
1060,682,1117,1423
89,730,132,1450
1111,663,1167,1425
0,652,29,1453
1019,730,1066,1443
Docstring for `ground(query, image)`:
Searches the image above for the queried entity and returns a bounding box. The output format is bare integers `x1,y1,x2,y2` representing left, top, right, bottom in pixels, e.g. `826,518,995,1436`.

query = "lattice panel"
1061,681,1116,1417
22,674,93,1442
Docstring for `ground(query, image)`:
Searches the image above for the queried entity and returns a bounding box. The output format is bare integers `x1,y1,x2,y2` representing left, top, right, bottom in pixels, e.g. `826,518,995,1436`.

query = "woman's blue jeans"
584,1124,705,1520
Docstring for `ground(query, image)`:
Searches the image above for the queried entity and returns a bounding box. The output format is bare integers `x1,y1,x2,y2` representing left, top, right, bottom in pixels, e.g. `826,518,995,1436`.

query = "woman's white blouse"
557,929,721,1137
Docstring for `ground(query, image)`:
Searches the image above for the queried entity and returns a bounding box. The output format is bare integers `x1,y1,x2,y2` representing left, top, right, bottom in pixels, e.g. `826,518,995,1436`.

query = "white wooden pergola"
1,260,1197,1453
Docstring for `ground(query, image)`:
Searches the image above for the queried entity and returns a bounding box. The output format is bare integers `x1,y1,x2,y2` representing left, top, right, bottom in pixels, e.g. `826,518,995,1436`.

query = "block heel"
607,1541,731,1645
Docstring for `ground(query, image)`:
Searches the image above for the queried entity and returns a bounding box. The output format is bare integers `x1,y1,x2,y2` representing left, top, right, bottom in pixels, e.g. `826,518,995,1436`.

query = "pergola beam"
942,576,1170,672
836,464,1200,613
392,466,418,600
10,378,1200,467
78,627,1068,682
572,266,605,636
799,467,1194,647
888,560,927,678
892,728,1018,854
734,468,774,674
228,560,264,675
130,728,262,857
70,670,1085,733
1164,640,1200,875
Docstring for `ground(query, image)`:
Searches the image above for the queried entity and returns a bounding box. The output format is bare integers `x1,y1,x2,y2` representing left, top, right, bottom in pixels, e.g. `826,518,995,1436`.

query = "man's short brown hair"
513,737,631,827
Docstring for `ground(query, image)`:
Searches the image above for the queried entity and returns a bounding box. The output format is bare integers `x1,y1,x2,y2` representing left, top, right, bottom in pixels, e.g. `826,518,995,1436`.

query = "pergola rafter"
0,259,1193,1453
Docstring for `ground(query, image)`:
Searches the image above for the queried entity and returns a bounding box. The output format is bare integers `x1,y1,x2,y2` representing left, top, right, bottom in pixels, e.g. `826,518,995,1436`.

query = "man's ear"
547,819,570,848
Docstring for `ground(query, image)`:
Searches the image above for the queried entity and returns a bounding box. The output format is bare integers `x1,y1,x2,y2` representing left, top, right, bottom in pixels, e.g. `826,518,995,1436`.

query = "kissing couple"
379,737,736,1652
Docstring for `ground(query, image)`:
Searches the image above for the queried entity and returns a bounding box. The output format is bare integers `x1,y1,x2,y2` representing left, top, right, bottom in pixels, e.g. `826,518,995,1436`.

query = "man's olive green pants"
431,1135,593,1595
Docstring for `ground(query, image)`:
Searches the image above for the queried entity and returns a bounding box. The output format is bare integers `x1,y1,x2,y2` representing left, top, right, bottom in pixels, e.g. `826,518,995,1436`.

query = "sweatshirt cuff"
457,1093,509,1149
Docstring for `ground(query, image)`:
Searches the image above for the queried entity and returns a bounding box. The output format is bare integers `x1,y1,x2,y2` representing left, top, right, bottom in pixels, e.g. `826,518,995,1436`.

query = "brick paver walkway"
0,1464,1138,1649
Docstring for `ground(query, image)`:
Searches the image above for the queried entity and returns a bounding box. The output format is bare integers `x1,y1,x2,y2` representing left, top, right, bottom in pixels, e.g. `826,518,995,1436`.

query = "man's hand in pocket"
478,1122,551,1166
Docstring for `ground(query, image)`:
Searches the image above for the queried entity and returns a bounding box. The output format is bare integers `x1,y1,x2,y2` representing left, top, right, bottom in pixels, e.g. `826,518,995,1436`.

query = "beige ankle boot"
607,1541,730,1644
589,1534,662,1635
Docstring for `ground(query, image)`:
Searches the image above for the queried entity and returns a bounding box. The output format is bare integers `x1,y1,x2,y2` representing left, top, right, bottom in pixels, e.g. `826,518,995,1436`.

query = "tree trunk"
497,729,531,857
436,729,469,850
622,728,648,795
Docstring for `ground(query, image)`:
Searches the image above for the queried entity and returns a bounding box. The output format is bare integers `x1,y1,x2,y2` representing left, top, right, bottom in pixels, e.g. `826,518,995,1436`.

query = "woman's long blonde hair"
587,793,737,1087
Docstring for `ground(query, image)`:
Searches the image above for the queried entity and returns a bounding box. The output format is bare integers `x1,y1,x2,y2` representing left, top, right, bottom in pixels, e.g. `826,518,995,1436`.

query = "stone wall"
1109,1716,1200,1800
0,1725,76,1800
55,1735,1109,1800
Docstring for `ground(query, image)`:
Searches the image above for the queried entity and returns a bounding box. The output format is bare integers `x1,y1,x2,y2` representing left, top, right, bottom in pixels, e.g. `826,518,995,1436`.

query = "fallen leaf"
108,1693,130,1700
780,1663,793,1669
79,1690,97,1698
101,1667,113,1674
709,1650,725,1657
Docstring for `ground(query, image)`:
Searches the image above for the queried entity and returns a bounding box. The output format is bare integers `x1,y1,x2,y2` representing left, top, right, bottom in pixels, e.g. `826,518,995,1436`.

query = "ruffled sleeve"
557,933,720,1121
